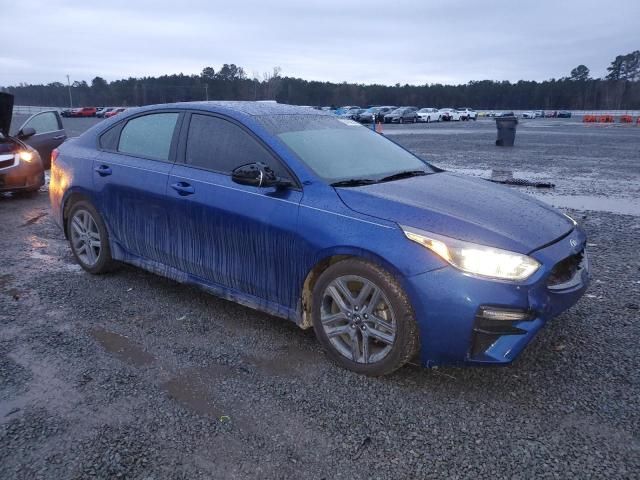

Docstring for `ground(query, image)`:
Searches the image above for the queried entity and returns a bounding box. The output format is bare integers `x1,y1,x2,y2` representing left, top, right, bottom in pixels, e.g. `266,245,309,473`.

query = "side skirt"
109,240,300,326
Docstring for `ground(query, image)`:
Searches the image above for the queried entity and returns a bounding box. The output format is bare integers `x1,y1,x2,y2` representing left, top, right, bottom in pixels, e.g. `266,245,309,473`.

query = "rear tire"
67,200,116,274
311,259,420,376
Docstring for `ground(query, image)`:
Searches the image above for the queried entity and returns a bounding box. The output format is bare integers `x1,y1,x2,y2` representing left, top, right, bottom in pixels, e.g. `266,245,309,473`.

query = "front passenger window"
185,114,288,178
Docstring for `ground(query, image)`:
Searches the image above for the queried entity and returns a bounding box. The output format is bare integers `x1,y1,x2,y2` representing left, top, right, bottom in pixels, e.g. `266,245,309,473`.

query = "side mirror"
18,127,36,139
231,162,292,188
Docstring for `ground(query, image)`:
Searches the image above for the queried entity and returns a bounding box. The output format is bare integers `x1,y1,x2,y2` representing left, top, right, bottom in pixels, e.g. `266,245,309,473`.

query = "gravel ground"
1,115,639,479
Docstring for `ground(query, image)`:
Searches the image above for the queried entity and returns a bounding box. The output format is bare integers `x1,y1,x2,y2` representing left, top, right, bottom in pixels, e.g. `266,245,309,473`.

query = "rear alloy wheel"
67,201,115,274
312,259,420,375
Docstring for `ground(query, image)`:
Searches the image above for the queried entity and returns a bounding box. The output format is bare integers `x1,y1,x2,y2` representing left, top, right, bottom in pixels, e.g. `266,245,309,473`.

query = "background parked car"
69,107,97,117
384,107,419,124
456,108,477,121
1,93,67,194
96,107,115,118
522,111,536,119
338,108,364,120
557,111,572,118
416,108,440,123
104,108,126,118
358,106,397,124
438,108,461,121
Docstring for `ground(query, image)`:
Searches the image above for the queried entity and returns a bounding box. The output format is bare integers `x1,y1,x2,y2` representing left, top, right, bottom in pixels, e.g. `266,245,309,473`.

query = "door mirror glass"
232,162,292,188
17,127,36,139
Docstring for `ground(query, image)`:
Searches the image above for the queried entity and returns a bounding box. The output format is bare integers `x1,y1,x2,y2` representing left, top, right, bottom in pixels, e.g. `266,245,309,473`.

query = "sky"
2,0,639,87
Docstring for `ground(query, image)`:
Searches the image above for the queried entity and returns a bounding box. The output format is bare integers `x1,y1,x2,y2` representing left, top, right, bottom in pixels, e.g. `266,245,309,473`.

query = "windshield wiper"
330,178,378,187
377,170,430,183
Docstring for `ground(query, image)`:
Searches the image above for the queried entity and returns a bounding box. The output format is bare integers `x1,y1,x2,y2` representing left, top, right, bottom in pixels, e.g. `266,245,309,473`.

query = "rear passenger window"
185,114,287,177
118,113,179,161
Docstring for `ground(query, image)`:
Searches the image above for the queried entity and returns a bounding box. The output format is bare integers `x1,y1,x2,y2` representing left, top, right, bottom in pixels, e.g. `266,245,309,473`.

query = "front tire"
67,200,115,274
312,259,420,376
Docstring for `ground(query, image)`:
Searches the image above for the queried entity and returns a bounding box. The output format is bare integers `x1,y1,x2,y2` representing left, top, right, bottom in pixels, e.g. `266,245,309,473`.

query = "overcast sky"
3,0,639,86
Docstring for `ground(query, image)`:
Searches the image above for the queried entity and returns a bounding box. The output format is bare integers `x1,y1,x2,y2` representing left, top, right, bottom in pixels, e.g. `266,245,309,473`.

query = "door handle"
171,182,195,196
53,135,66,140
94,165,112,176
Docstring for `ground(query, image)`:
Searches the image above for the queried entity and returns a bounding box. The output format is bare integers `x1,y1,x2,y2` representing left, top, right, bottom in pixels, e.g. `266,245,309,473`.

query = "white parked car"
416,108,440,123
438,108,461,121
457,108,477,121
522,111,536,119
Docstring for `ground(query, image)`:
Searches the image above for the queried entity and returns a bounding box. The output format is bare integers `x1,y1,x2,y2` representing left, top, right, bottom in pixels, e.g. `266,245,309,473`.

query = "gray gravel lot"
1,115,639,479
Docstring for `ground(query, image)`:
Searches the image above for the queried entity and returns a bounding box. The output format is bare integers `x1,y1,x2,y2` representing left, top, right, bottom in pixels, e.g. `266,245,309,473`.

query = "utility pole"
66,74,73,108
205,84,209,101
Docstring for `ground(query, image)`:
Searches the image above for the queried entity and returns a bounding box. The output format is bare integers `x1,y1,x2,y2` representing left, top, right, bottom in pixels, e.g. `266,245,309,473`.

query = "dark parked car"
557,111,572,118
358,106,397,124
0,93,67,193
339,108,365,120
383,107,419,123
50,101,589,376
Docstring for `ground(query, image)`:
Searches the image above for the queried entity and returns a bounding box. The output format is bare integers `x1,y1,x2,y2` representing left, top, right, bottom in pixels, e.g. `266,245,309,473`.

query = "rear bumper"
404,227,590,367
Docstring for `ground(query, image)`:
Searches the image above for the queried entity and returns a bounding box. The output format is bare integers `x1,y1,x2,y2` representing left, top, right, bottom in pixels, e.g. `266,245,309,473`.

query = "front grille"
0,156,15,169
547,248,584,287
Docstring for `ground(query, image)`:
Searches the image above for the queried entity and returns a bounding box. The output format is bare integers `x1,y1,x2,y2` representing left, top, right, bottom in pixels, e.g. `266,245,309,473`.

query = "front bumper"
404,227,590,367
0,157,45,193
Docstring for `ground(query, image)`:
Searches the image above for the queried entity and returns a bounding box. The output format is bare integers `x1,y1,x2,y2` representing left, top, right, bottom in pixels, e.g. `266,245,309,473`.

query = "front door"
166,112,302,308
18,111,67,168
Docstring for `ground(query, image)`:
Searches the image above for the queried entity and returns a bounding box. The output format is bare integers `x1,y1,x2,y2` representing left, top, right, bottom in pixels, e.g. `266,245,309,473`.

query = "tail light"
51,148,59,165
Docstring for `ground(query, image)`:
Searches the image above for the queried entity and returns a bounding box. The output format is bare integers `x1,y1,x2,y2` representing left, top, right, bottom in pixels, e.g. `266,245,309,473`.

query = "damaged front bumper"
404,227,590,367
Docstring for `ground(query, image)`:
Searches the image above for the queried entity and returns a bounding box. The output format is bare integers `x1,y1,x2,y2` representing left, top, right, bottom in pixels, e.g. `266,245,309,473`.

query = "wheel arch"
297,247,406,329
60,188,97,239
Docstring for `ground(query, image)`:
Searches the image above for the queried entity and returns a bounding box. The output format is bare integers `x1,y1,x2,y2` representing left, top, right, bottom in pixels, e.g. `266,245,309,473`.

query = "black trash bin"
495,116,518,146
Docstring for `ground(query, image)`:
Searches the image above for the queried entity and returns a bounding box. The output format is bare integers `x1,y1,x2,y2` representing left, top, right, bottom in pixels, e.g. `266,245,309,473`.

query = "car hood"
0,92,14,136
336,172,573,254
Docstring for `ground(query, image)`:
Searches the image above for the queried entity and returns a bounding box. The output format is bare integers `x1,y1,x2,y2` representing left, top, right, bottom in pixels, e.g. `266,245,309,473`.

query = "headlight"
18,150,34,162
401,225,540,281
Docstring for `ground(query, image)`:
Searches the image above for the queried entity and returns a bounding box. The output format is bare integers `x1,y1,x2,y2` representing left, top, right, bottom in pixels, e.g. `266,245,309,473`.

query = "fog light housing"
477,307,532,321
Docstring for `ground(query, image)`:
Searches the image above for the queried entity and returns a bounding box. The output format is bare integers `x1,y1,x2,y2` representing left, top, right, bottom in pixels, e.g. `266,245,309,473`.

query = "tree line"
2,51,639,110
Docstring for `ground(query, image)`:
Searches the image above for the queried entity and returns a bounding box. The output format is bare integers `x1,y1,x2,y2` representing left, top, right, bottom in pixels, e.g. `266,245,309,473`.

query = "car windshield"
256,114,434,183
390,108,405,114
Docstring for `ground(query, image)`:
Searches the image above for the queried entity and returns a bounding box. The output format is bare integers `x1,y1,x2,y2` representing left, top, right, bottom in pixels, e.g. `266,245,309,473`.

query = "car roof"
134,101,330,117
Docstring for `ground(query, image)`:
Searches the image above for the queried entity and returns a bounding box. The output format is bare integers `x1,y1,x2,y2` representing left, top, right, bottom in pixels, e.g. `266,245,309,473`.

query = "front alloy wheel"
321,275,396,364
312,259,420,375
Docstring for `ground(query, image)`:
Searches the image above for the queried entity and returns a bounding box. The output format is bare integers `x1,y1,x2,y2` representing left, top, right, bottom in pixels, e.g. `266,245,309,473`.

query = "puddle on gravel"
91,327,156,367
530,194,640,216
162,365,232,418
20,211,48,227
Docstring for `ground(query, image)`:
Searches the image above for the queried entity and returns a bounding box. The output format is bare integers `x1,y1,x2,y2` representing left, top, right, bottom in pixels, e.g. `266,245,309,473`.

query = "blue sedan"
49,102,589,375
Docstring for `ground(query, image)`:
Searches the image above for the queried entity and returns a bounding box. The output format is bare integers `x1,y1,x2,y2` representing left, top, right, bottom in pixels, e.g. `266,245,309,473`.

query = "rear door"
93,111,182,264
166,112,302,307
18,111,66,168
